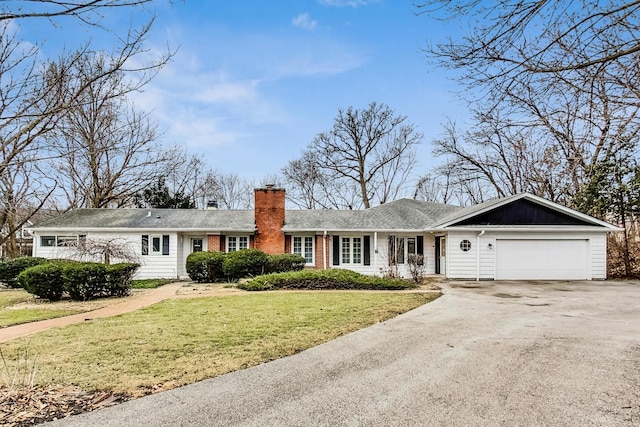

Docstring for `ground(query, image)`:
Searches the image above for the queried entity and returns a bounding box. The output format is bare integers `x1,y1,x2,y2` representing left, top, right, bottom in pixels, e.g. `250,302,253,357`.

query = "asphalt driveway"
47,280,640,426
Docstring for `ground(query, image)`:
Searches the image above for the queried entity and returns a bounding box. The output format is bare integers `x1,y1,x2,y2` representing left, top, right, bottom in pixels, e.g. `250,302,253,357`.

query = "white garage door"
495,239,589,280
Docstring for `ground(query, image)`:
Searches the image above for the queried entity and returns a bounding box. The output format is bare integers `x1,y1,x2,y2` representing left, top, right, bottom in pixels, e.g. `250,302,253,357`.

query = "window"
333,235,371,266
142,234,170,256
227,236,249,252
342,237,351,264
388,235,424,265
41,236,56,247
41,235,82,248
341,237,362,264
293,236,314,264
192,238,203,253
460,240,472,252
152,236,161,253
353,237,362,264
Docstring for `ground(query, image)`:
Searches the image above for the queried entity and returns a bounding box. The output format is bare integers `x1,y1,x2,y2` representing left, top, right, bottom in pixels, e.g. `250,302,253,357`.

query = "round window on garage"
460,239,471,252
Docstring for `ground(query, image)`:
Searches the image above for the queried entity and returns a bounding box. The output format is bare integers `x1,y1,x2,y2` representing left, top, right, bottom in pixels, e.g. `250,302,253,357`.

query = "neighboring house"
30,186,620,280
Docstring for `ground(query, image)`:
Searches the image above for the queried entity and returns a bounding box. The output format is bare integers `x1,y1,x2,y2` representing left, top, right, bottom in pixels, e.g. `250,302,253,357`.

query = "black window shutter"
363,235,371,265
332,235,340,265
417,236,424,255
162,235,170,255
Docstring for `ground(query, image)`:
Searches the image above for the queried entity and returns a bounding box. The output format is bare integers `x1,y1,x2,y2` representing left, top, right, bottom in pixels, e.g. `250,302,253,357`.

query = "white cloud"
318,0,379,7
292,12,317,30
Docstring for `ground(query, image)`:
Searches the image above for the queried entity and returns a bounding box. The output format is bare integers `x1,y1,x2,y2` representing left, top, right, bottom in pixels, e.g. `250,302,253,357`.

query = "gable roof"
432,193,619,230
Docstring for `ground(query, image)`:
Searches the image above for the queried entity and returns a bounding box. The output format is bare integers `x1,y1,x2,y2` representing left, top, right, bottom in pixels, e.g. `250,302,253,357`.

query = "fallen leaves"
0,384,129,426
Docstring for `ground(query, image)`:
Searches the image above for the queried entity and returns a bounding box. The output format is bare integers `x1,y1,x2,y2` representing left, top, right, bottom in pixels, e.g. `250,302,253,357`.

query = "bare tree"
207,172,255,210
0,1,169,253
49,53,174,208
418,1,640,87
282,151,361,209
65,237,139,265
286,102,422,209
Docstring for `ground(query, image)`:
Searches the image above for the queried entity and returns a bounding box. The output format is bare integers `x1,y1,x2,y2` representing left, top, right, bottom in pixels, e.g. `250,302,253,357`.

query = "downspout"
323,231,327,270
476,230,485,281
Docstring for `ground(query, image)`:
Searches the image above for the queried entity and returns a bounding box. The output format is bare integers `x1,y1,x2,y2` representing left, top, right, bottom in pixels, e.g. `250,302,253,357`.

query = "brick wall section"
284,235,291,254
207,234,223,252
254,186,285,254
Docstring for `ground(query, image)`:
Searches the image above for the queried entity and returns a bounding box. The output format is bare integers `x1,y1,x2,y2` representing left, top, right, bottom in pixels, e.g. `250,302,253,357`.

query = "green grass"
0,290,80,328
0,291,439,396
130,278,176,289
240,268,417,291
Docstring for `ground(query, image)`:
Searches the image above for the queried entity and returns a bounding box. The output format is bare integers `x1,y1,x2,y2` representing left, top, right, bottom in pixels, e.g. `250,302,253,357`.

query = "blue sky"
26,0,468,183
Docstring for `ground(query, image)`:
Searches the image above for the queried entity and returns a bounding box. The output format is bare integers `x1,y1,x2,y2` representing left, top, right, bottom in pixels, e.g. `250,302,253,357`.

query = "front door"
191,237,204,253
435,236,446,274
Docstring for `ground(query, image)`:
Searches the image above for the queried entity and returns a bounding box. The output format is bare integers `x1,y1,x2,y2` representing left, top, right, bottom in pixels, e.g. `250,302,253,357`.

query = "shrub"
0,257,48,288
222,249,269,280
63,262,108,301
18,263,69,301
239,269,416,291
267,253,306,273
105,263,139,297
186,251,226,283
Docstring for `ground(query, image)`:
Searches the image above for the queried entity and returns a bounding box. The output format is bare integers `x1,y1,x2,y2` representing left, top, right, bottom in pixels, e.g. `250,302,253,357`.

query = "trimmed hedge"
0,257,49,288
222,249,269,280
106,263,139,297
238,269,417,291
18,262,69,301
186,251,226,283
267,254,306,273
186,250,309,283
18,261,140,301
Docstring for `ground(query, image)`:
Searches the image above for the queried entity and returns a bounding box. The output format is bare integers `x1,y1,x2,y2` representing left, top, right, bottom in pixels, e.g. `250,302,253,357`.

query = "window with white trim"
293,236,314,264
388,235,422,265
341,237,362,264
142,234,170,256
227,236,248,252
41,236,56,247
41,235,84,248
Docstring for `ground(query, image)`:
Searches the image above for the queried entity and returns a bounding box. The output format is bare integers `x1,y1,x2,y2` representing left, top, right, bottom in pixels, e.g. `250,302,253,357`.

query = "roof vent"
147,211,152,217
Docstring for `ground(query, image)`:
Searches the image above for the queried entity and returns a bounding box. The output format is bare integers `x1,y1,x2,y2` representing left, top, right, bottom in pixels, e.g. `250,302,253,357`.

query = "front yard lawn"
0,291,438,397
0,290,81,328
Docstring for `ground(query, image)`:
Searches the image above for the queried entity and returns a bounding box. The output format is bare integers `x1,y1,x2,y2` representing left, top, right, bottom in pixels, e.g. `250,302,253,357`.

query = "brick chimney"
254,185,285,254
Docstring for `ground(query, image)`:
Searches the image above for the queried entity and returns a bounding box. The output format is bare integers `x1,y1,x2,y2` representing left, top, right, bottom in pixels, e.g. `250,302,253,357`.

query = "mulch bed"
0,385,129,426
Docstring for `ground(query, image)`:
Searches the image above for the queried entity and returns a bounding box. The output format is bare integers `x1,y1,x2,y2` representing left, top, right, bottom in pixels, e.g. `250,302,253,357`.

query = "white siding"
446,230,610,281
349,232,435,278
589,233,607,279
446,232,479,279
33,230,180,280
331,233,378,276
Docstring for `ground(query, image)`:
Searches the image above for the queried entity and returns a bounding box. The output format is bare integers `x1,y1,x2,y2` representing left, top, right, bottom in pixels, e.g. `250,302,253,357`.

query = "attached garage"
434,193,620,280
495,239,590,280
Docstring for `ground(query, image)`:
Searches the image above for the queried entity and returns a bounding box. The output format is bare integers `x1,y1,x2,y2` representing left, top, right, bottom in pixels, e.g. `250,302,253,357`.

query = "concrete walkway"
46,280,640,427
0,282,184,343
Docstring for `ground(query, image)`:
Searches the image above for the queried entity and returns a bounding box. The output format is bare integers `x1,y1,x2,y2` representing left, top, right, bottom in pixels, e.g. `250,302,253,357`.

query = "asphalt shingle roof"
34,208,256,231
34,198,466,232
